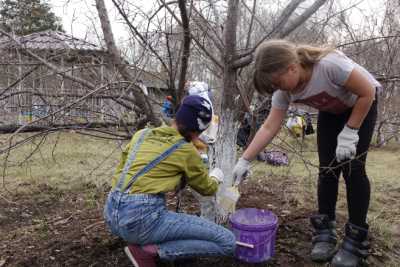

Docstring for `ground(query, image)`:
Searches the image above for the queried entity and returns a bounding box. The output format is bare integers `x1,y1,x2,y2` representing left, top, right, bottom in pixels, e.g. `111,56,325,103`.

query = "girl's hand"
336,125,359,162
210,168,224,184
233,157,250,186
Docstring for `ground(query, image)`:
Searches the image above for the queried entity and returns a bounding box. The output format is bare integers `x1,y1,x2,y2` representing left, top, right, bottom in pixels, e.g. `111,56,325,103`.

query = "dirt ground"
0,177,395,267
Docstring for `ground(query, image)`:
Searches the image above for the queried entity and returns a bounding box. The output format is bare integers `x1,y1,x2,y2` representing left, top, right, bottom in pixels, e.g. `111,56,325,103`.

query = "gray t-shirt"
272,51,381,114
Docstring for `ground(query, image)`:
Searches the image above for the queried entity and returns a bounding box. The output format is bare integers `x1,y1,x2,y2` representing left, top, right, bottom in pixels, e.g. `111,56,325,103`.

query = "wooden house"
0,30,167,128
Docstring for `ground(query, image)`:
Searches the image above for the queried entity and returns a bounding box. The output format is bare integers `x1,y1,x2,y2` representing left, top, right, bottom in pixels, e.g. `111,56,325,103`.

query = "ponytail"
175,122,197,142
296,44,335,67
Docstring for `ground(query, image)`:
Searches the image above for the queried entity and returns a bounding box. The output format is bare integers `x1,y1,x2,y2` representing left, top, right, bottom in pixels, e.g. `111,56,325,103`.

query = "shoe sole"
311,255,334,263
311,250,337,263
124,247,140,267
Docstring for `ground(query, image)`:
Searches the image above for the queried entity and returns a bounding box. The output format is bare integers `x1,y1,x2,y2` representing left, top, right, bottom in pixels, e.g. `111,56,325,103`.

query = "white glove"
336,125,359,162
233,157,250,186
210,168,224,184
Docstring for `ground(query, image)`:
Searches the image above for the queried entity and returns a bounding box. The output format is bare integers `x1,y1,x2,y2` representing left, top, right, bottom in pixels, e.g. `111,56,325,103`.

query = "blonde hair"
253,39,335,94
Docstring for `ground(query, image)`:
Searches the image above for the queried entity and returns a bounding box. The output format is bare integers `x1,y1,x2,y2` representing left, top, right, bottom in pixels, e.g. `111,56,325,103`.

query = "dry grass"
1,131,399,264
249,133,400,263
0,131,123,192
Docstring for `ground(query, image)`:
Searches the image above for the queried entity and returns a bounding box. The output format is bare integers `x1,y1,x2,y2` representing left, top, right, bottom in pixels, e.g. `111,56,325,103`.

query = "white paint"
213,108,240,188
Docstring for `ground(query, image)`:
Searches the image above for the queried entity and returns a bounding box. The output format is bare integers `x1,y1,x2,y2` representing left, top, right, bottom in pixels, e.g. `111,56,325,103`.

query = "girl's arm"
344,69,376,128
242,106,287,161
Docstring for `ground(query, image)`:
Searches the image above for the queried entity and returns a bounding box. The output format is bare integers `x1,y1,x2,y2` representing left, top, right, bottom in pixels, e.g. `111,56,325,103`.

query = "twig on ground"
83,220,104,236
0,193,18,205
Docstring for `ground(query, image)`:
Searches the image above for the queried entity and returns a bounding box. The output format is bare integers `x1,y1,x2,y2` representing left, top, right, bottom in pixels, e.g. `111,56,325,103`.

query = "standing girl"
233,39,380,267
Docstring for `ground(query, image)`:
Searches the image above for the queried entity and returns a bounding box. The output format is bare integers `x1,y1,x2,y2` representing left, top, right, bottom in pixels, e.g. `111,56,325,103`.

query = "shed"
0,30,167,128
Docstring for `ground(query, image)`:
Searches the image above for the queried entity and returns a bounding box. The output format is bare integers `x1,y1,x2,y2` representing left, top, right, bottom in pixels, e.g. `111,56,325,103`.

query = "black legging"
317,97,377,228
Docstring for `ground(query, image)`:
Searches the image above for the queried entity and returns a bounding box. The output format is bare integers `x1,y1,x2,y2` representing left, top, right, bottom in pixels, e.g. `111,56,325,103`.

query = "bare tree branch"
244,0,257,50
159,0,223,69
337,35,400,48
0,122,133,136
191,5,224,53
237,0,305,60
273,0,306,38
111,0,170,73
95,0,160,126
177,0,191,102
0,66,39,97
232,0,328,68
278,0,328,38
240,0,269,37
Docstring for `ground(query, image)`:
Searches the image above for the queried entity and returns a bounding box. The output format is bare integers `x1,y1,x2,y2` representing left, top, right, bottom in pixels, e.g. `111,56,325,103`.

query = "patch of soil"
0,178,393,266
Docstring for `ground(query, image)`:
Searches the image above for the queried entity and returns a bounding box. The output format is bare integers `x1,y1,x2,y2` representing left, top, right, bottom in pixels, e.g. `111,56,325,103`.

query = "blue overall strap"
122,139,187,193
115,128,151,191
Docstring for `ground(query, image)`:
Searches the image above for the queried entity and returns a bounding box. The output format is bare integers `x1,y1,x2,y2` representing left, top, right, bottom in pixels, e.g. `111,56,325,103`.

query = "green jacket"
111,126,218,196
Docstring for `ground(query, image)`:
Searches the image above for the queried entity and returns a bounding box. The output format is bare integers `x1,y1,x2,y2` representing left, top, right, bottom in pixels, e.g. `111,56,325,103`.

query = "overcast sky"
49,0,385,45
50,0,120,42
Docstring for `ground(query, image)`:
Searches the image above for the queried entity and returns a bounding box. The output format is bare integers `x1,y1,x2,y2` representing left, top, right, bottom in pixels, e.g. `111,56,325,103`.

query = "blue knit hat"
175,95,212,132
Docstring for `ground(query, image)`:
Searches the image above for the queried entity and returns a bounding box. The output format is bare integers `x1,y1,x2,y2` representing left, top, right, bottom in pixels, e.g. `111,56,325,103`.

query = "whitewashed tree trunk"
216,0,240,188
213,110,240,188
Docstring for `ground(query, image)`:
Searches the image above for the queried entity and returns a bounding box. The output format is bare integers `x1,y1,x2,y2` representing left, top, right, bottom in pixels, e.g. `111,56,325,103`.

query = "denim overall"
104,129,236,260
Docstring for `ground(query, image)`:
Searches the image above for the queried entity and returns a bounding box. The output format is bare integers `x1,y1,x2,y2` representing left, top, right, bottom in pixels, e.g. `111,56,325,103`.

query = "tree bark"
233,0,328,67
94,0,161,126
215,0,241,188
177,0,191,103
277,0,328,38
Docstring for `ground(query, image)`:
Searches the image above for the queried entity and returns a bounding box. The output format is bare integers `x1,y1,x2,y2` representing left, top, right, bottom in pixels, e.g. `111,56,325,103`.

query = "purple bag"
257,150,289,166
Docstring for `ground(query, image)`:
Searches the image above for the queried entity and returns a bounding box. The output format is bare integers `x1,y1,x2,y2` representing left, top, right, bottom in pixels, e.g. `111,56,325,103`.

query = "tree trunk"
95,0,160,127
177,0,191,103
214,0,240,188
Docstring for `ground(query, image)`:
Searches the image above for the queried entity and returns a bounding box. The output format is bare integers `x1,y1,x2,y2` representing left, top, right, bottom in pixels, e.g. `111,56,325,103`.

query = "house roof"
0,30,102,51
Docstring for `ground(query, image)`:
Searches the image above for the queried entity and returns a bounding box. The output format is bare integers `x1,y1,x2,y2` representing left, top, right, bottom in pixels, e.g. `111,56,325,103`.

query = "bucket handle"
235,241,254,249
235,228,277,249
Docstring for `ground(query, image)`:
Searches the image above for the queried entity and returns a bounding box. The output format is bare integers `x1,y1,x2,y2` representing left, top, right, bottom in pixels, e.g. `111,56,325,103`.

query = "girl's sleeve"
183,147,218,196
272,90,290,110
322,52,354,86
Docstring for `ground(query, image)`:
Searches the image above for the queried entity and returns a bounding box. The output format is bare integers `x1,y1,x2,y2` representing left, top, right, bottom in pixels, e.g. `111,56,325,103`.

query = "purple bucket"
229,208,278,263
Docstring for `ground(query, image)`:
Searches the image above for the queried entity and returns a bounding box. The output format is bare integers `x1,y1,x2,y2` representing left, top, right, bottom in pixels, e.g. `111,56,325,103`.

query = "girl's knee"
342,164,368,182
318,167,340,181
343,170,367,181
318,173,339,183
220,230,236,255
